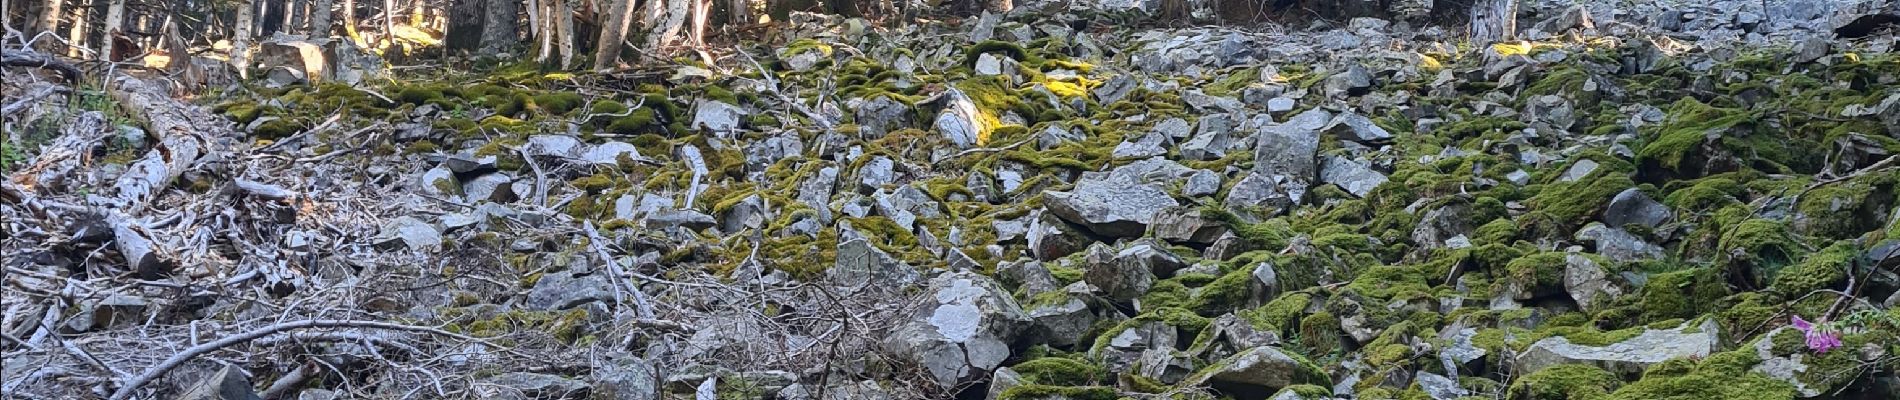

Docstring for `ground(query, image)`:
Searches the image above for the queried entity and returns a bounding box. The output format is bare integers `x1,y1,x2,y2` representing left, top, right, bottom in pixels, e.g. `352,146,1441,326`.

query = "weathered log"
10,111,106,192
100,74,236,210
1,50,84,83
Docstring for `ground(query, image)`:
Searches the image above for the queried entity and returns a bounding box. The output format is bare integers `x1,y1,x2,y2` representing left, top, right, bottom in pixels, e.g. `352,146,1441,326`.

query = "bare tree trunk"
37,0,64,52
478,0,518,52
283,0,299,35
65,0,87,58
383,0,394,43
727,0,751,25
234,0,256,78
1468,0,1515,45
647,0,688,52
689,0,707,47
555,0,573,67
99,0,125,61
524,0,540,45
310,0,332,37
535,0,553,63
592,0,633,70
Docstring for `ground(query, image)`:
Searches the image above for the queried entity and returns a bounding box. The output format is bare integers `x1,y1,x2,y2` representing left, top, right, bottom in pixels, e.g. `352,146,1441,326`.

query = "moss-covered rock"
1507,364,1620,400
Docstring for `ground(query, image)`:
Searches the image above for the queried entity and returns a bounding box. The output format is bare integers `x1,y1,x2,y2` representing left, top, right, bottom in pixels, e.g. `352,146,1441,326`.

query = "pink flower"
1792,316,1842,353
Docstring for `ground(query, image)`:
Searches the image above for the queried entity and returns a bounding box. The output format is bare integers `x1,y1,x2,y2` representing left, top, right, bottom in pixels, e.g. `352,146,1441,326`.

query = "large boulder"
936,88,988,149
1183,346,1329,399
1045,174,1178,238
477,372,592,400
882,272,1032,390
177,365,262,400
1153,206,1229,245
1515,319,1721,377
1319,156,1388,198
1083,243,1154,302
1254,109,1329,180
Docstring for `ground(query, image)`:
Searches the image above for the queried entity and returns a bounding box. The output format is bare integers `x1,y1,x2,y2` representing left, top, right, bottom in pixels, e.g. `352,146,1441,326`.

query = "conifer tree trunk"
100,0,126,61
234,0,257,78
310,0,332,36
592,0,634,70
37,0,64,52
1468,0,1515,44
478,0,519,52
555,0,574,67
66,0,87,58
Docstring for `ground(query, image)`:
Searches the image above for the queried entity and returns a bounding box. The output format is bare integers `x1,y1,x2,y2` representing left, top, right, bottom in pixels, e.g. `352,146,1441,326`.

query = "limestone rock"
882,272,1032,389
1044,174,1178,238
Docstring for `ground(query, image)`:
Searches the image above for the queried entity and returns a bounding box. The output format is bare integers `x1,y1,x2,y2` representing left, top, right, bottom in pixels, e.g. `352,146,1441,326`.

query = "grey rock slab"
1515,319,1722,377
527,270,615,310
1603,188,1672,228
1320,156,1388,198
1186,346,1325,396
1254,109,1329,180
881,272,1031,389
1044,175,1178,238
1153,206,1229,245
1324,111,1394,143
581,141,643,165
177,365,262,400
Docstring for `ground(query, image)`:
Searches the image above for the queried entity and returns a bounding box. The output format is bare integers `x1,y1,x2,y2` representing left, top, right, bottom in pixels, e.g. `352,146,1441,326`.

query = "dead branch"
107,319,489,400
1,50,82,82
0,84,66,116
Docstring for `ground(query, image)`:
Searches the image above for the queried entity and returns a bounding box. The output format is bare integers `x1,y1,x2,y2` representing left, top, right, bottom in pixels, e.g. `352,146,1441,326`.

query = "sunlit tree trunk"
592,0,633,70
66,0,87,58
689,0,708,47
37,0,64,52
555,0,574,67
234,0,257,78
99,0,125,61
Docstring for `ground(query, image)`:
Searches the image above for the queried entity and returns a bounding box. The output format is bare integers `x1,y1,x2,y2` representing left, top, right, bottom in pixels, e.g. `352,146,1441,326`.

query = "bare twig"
108,319,490,400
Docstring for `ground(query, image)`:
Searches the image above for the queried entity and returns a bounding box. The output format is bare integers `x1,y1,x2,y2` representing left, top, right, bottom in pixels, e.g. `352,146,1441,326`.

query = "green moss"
1240,291,1313,333
532,92,584,115
1526,156,1636,233
1298,311,1342,355
250,118,304,139
1191,266,1256,314
396,85,446,105
1637,97,1815,181
1716,218,1805,287
1505,252,1569,298
1605,348,1796,400
995,385,1117,400
1507,364,1620,400
1794,171,1896,240
1274,385,1333,398
1012,357,1105,386
1768,241,1853,297
1636,267,1731,321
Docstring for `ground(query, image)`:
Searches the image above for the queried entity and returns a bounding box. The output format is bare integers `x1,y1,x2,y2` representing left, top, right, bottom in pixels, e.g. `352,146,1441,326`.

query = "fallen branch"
0,84,67,116
107,319,487,400
1,50,83,82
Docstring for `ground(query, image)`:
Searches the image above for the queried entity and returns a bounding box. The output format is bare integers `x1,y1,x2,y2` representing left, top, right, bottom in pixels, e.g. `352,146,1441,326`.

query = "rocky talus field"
5,0,1900,399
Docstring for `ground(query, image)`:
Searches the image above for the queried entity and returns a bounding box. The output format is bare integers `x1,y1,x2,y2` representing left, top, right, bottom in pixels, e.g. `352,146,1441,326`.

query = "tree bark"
555,0,573,67
689,0,708,47
1468,0,1515,45
592,0,634,70
65,0,87,58
283,0,299,35
99,0,125,61
446,0,483,50
310,0,332,37
234,0,256,78
37,0,64,52
383,0,394,43
648,0,688,51
478,0,519,52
